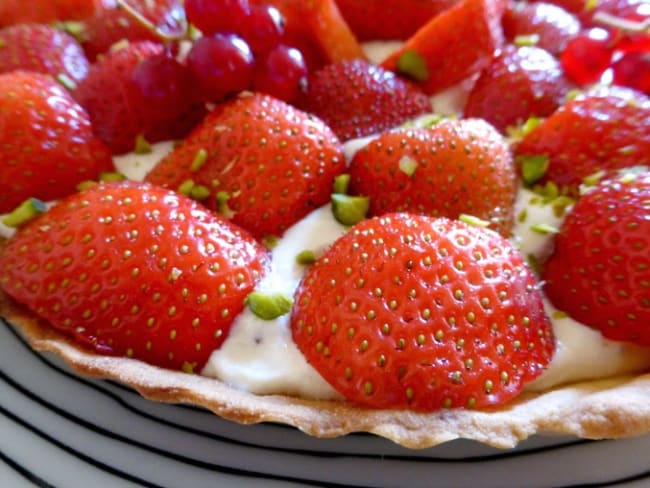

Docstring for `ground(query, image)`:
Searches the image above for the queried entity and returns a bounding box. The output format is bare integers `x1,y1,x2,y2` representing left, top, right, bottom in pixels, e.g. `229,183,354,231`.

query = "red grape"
253,44,307,102
239,4,284,55
186,33,254,103
185,0,250,35
612,51,650,94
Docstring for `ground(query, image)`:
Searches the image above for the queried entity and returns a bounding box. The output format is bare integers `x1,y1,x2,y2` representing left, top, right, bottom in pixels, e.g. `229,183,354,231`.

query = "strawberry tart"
0,0,649,452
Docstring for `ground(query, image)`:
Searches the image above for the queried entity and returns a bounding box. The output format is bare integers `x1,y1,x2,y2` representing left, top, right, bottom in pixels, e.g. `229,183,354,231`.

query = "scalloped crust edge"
3,291,650,450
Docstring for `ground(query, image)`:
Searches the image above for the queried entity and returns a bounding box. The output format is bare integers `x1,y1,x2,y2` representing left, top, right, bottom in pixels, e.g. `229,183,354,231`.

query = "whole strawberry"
0,23,90,85
74,41,204,154
291,214,555,410
145,93,345,239
464,45,573,133
0,181,268,372
348,119,516,236
296,59,431,142
542,169,650,346
515,86,650,192
0,70,113,214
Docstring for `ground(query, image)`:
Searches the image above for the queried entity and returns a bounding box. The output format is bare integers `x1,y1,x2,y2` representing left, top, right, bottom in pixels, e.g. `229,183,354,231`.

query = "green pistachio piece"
331,194,369,226
134,134,152,154
333,174,351,195
189,184,210,201
396,50,429,82
2,198,47,228
398,156,418,177
56,72,77,90
530,223,559,235
100,172,127,182
459,214,490,228
262,235,280,249
518,154,549,185
178,179,195,196
296,249,316,265
246,291,294,320
190,148,208,172
216,191,235,218
514,34,540,47
76,180,98,191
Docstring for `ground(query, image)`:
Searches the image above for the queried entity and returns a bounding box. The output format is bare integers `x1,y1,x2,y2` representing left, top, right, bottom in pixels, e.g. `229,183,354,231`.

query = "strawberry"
255,0,366,71
348,119,516,236
0,181,268,371
74,41,205,155
334,0,459,41
296,59,432,142
144,93,345,239
0,24,90,86
82,0,186,60
502,1,580,56
0,70,113,214
291,214,555,410
542,169,650,346
381,0,507,95
514,86,650,192
463,45,574,134
0,0,101,27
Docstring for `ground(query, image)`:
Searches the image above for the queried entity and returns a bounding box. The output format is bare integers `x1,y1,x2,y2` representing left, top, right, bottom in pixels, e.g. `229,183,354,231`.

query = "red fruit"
0,71,113,214
334,0,459,41
256,0,366,70
252,44,308,103
145,93,345,239
464,45,574,133
560,28,615,85
514,86,650,191
0,24,90,85
74,41,205,154
0,0,100,27
0,182,267,371
382,0,507,95
291,214,555,410
184,0,250,36
185,33,255,103
542,169,650,346
82,0,186,60
348,119,516,236
612,51,650,95
297,59,431,142
502,1,580,56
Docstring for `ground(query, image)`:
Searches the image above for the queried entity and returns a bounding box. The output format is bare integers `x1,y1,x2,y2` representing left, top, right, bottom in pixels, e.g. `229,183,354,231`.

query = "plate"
2,318,650,488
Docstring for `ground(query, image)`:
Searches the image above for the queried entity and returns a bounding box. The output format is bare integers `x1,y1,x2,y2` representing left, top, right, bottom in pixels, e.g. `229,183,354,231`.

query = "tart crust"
2,290,650,450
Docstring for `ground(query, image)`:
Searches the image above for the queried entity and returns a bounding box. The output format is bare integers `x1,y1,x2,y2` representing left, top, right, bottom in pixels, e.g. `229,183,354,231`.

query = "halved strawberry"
0,0,101,27
0,70,113,214
348,119,516,236
463,44,574,133
82,0,186,60
502,1,580,56
381,0,507,94
74,41,205,155
542,168,650,346
0,181,268,372
297,59,432,142
514,86,650,191
0,23,90,86
334,0,459,41
144,92,345,239
291,214,555,410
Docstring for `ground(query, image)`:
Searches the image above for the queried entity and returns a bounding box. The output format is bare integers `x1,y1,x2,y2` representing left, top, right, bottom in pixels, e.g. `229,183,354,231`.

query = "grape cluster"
560,15,650,94
130,0,308,117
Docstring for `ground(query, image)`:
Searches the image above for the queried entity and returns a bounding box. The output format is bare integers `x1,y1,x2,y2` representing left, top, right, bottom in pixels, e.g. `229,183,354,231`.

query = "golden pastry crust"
3,291,650,449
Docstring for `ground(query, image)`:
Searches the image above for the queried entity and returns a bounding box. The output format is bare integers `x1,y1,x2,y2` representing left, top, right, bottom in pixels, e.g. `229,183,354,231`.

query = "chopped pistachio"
262,235,279,249
246,291,294,320
189,184,210,201
76,180,98,191
216,191,235,218
178,179,195,196
134,134,152,154
398,155,418,177
331,194,369,226
100,172,127,182
56,72,77,90
2,198,47,228
333,173,351,195
296,249,317,265
190,148,208,172
396,50,429,82
530,223,559,235
518,154,549,185
459,214,491,228
514,34,540,46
